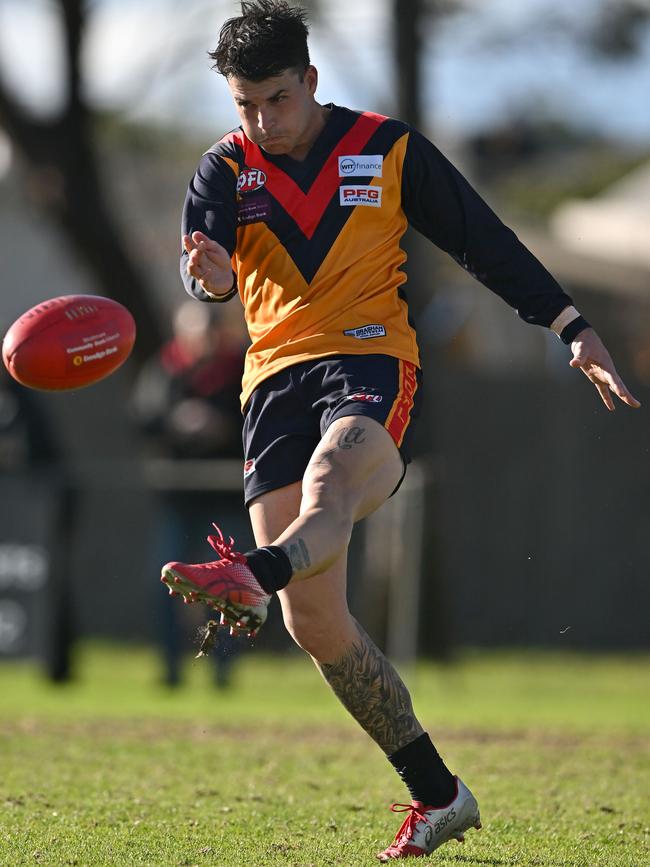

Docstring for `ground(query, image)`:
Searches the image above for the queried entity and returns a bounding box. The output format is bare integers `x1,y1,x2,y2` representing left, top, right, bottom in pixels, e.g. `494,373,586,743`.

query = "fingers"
184,235,207,281
619,392,642,409
581,367,641,411
604,380,641,409
183,232,217,270
607,374,641,409
595,380,615,412
186,247,216,283
191,230,211,246
570,351,641,411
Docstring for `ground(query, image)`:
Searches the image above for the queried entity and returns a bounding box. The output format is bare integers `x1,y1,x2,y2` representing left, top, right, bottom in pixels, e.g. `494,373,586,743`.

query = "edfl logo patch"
237,168,267,194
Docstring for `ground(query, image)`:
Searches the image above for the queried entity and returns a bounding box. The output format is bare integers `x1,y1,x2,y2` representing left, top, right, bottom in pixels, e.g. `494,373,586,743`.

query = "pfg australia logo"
339,186,382,207
237,168,267,194
346,393,383,404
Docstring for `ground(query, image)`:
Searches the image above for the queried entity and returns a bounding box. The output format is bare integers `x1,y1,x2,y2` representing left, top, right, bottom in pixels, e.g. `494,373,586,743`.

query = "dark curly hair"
209,1,310,81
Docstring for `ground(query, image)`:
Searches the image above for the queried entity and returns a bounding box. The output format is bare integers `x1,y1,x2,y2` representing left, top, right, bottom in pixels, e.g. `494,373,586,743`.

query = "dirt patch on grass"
0,717,646,752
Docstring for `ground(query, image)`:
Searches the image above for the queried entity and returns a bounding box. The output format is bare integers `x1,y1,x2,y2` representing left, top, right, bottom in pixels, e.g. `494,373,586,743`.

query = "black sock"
387,732,456,806
244,546,293,593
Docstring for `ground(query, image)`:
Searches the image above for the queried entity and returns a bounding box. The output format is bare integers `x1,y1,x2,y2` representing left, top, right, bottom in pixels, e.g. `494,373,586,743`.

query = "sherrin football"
2,295,136,391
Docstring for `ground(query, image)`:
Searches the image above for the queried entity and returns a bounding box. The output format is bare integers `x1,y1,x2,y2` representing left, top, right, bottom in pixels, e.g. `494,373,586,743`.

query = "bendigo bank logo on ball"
237,168,267,194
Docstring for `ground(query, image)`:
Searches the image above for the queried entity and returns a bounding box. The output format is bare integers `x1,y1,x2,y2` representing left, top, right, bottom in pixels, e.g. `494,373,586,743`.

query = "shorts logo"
237,168,267,194
338,155,383,177
346,393,383,403
243,458,256,478
340,186,382,207
343,324,386,340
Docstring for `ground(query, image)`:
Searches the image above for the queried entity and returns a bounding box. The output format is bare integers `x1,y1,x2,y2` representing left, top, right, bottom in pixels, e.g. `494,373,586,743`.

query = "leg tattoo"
281,538,311,572
317,622,424,754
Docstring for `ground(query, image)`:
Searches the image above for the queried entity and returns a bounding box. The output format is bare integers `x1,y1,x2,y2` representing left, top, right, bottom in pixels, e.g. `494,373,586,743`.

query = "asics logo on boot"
434,807,456,835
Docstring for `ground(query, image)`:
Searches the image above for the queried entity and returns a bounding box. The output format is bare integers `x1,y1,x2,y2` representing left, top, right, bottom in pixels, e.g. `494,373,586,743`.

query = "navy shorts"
242,354,422,507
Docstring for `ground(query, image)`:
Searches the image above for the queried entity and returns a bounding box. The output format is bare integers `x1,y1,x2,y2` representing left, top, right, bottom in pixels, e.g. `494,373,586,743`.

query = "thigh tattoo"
336,426,366,449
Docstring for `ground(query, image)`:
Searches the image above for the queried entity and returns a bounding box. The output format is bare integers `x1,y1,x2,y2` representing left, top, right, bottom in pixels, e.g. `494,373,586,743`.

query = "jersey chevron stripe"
246,112,386,239
251,123,410,285
235,221,310,334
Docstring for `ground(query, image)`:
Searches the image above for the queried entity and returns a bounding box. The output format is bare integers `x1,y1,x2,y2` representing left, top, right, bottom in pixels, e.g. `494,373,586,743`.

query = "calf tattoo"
281,538,311,573
318,622,423,754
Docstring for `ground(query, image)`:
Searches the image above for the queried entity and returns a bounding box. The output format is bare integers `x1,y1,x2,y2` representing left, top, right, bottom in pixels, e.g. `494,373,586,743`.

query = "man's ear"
304,65,318,96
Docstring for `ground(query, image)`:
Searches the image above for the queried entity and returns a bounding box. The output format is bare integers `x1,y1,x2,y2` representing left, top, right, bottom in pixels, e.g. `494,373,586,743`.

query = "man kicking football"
161,1,640,859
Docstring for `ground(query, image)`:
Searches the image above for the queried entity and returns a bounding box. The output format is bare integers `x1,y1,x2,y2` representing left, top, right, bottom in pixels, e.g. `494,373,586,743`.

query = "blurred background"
1,0,649,684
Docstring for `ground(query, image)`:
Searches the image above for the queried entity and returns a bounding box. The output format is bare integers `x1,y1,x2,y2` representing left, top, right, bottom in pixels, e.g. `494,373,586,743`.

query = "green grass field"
1,645,648,866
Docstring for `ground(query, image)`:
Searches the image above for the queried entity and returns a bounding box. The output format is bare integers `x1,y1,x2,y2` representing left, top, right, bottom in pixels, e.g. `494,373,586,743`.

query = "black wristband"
560,316,591,345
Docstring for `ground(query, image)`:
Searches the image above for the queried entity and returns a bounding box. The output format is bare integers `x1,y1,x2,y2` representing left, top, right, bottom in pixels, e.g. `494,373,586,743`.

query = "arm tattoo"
281,538,311,573
317,622,423,754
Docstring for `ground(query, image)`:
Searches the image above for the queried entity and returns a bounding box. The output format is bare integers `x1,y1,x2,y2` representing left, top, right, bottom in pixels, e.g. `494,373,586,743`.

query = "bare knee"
297,501,353,559
283,603,355,662
301,458,356,526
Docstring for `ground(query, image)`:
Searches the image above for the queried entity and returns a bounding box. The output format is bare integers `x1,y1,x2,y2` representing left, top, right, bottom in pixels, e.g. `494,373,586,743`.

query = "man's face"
227,67,319,156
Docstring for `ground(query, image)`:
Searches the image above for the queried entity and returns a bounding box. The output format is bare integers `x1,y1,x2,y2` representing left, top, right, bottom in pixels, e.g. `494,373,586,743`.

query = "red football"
2,295,136,391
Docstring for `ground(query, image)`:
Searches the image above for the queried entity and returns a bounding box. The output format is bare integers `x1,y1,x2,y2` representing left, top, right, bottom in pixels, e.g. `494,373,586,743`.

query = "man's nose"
257,107,276,131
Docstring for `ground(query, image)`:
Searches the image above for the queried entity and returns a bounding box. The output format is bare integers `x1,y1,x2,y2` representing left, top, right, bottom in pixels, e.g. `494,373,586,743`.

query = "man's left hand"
569,328,641,411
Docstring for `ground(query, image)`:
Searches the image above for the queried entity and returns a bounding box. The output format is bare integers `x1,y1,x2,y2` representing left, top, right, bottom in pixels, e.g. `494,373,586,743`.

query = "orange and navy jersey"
181,104,574,408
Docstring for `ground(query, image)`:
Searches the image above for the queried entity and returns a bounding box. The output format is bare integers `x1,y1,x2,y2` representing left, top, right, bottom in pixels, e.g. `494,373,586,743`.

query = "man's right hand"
183,231,233,298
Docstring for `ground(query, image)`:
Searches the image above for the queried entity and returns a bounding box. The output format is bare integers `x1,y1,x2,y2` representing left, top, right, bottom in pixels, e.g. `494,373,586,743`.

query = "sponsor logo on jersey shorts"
338,155,383,177
243,458,256,478
339,186,382,207
345,393,383,403
237,168,267,194
343,324,386,339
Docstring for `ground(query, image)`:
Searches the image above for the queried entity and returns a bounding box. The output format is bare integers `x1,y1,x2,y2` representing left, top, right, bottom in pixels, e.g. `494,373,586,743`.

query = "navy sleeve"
402,128,574,329
180,150,239,303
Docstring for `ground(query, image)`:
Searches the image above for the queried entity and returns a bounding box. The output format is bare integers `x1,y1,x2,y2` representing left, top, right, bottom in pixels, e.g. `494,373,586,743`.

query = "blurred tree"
394,0,465,127
393,0,423,128
589,0,650,59
0,0,164,362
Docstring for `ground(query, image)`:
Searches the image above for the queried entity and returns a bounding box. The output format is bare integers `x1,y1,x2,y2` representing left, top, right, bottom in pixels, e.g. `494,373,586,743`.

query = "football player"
161,1,639,859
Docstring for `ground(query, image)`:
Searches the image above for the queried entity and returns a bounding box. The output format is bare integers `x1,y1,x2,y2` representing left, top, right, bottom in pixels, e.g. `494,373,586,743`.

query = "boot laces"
206,524,246,563
389,803,432,848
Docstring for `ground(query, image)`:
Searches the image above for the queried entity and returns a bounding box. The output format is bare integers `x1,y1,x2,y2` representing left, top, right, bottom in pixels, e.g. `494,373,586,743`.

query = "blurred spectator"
0,362,74,681
132,301,250,687
0,364,60,471
132,301,245,459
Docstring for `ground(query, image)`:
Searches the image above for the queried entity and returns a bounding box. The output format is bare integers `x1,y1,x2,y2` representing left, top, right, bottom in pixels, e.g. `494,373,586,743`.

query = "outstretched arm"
569,327,640,411
401,130,641,411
